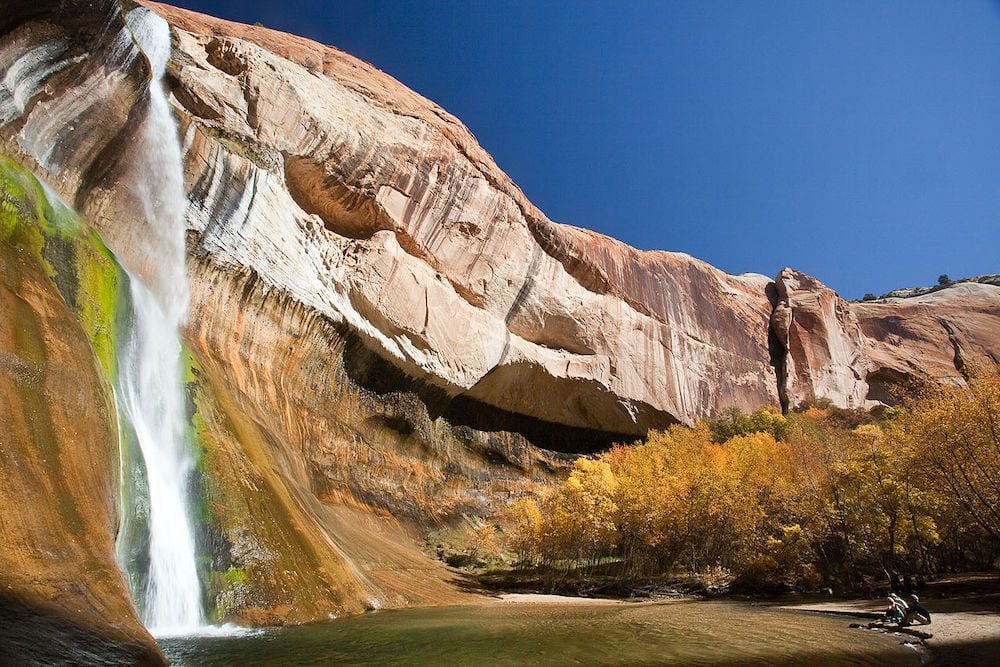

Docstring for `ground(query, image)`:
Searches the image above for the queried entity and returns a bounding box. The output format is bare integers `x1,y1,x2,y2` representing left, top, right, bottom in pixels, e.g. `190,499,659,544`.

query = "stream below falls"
160,599,923,666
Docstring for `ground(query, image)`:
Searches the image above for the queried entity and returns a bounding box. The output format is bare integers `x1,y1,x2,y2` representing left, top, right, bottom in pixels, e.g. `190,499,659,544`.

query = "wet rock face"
0,157,164,664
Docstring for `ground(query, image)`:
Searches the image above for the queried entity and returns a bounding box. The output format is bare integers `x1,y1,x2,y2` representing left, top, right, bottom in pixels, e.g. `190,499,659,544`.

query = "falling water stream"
116,7,203,636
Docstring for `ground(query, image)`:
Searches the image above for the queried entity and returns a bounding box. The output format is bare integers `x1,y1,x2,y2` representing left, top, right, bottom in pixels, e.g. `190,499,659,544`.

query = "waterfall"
116,7,203,636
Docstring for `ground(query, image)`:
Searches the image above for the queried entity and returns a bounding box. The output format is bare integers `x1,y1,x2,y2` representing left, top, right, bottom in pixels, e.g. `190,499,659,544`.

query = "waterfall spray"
116,7,203,636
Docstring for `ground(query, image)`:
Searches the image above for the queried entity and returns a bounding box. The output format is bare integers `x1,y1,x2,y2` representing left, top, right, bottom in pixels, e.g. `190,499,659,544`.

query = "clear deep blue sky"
170,0,999,298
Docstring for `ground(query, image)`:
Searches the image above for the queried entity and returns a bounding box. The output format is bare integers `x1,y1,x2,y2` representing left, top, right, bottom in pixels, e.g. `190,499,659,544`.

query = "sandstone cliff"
0,157,163,664
771,268,1000,410
134,1,1000,429
0,0,998,644
130,0,784,436
5,0,995,444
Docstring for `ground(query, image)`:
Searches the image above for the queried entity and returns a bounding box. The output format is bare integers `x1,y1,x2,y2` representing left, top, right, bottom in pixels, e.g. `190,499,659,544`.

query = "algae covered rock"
0,155,163,665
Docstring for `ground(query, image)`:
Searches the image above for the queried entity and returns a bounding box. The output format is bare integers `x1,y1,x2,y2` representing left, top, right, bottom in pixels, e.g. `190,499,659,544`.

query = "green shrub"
709,406,788,443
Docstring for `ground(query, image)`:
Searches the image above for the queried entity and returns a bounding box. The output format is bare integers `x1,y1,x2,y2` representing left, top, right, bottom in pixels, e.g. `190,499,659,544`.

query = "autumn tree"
504,498,544,567
709,406,788,443
722,431,796,563
783,410,859,581
603,439,675,574
832,423,941,571
905,372,1000,542
547,458,618,568
496,373,1000,589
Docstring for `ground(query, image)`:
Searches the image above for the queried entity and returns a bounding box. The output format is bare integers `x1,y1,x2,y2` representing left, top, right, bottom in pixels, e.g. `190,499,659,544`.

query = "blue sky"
170,1,999,298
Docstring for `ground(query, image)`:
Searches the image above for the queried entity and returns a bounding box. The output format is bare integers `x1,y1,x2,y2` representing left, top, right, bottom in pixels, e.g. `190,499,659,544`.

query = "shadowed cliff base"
340,331,649,455
0,593,165,667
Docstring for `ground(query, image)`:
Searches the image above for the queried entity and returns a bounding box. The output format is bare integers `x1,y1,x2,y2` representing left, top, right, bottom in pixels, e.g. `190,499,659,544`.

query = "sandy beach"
497,593,625,605
497,574,1000,665
781,577,1000,666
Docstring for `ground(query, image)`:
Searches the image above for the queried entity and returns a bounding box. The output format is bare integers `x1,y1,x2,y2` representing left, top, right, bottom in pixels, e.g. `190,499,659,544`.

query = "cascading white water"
116,7,203,636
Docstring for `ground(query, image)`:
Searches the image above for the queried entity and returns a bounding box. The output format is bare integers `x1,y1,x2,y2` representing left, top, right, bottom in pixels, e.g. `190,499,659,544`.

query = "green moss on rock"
0,154,163,663
0,153,155,609
0,155,129,384
225,568,249,586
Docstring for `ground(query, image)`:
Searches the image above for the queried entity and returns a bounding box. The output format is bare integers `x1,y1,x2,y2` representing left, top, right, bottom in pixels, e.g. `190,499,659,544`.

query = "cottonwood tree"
906,372,1000,541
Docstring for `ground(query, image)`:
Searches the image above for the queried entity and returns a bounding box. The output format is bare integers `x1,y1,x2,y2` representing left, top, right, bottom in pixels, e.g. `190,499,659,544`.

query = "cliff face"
136,1,784,438
0,0,998,639
129,1,1000,429
0,158,164,664
771,268,1000,410
5,0,996,442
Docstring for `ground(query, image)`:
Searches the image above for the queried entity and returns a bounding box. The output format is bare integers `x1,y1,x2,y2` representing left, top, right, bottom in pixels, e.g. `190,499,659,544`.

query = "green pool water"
160,599,922,666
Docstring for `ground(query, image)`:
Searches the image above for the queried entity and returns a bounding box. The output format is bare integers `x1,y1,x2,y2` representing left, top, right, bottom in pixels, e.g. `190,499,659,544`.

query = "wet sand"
497,593,626,605
782,591,1000,666
499,577,1000,666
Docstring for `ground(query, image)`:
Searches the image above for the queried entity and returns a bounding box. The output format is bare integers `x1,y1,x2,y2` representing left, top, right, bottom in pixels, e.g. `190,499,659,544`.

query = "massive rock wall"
5,0,995,446
134,1,1000,428
184,256,553,621
143,0,784,438
0,0,998,636
0,157,163,664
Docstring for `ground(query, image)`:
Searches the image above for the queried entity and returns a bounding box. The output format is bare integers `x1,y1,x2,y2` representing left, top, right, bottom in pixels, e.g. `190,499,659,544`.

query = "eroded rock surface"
771,268,1000,409
0,158,163,665
143,0,1000,425
143,0,784,437
0,0,998,640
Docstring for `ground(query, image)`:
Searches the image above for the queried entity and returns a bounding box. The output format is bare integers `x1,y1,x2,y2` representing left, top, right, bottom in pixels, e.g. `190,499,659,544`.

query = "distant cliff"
1,0,998,651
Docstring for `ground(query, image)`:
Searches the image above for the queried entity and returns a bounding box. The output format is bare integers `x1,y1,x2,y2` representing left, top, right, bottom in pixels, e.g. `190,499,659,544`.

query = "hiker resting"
900,594,931,626
883,593,907,624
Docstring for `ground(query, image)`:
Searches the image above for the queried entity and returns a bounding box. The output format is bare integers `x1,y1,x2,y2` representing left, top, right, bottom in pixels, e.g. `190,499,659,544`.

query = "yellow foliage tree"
548,458,619,568
906,372,1000,541
504,498,544,567
496,372,1000,589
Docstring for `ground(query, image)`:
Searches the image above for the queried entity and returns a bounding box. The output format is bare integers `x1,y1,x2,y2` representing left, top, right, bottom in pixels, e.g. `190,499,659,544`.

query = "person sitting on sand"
900,594,931,626
883,593,907,624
